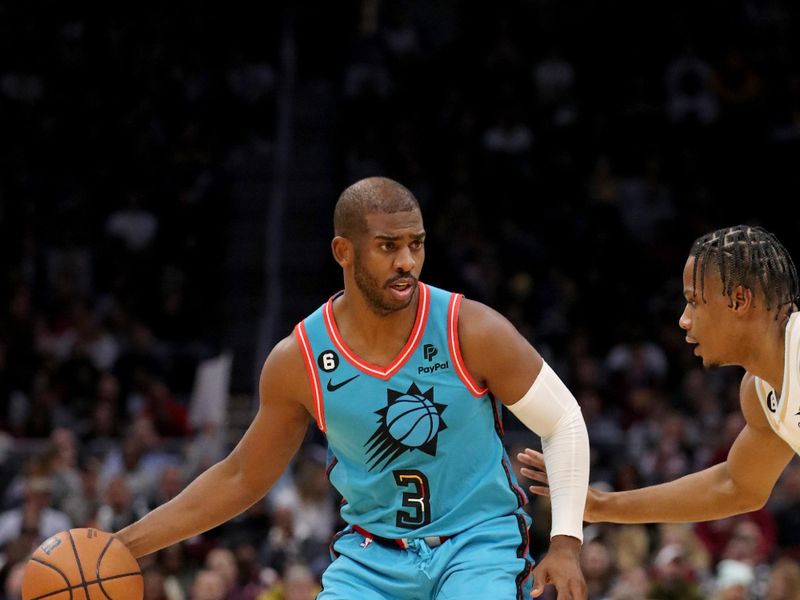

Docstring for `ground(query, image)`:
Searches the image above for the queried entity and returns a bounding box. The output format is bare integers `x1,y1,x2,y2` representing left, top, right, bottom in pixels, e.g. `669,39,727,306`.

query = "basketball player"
117,177,590,599
519,225,800,534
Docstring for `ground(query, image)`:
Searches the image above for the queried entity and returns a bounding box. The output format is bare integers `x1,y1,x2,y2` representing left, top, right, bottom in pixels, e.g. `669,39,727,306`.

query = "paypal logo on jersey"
419,362,450,374
420,343,450,374
423,344,438,361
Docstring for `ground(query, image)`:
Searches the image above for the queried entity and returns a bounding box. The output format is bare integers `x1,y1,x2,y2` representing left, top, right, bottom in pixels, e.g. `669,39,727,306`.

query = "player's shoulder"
457,297,520,345
256,332,318,412
458,297,509,327
740,371,757,392
267,332,305,365
259,333,308,390
739,371,760,404
739,371,768,428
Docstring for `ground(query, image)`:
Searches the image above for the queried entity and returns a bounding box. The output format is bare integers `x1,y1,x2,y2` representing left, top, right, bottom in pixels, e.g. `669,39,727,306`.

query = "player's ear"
730,284,753,313
332,236,353,267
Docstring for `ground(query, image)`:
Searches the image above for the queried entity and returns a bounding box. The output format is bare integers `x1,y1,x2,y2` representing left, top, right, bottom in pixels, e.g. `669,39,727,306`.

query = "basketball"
387,394,441,447
22,528,143,600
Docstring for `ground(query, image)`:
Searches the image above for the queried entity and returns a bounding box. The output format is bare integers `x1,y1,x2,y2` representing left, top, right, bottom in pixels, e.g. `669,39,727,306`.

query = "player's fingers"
518,449,545,468
528,485,551,497
530,565,549,598
568,577,588,600
551,577,579,600
520,467,549,484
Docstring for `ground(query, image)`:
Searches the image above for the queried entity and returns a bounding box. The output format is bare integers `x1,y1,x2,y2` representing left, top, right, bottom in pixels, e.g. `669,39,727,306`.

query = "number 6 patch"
317,350,340,372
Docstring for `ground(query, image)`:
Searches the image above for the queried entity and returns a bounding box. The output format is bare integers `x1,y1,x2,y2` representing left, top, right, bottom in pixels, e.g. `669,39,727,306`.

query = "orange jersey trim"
447,294,489,397
322,282,430,381
293,321,326,431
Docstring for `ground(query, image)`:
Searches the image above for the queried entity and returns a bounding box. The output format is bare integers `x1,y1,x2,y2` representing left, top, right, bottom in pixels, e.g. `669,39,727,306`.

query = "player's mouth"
686,336,700,354
387,278,416,301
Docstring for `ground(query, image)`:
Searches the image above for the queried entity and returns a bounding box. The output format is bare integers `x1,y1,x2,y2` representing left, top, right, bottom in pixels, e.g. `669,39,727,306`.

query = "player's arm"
459,299,589,598
116,335,311,557
521,372,795,523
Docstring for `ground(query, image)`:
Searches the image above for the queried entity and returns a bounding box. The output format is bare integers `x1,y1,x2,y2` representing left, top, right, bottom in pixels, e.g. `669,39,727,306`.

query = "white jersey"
753,312,800,454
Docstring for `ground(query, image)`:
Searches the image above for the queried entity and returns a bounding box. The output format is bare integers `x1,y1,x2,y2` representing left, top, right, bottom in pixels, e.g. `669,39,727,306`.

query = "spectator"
45,427,82,510
765,558,800,600
0,475,71,551
607,566,651,600
95,475,148,532
61,457,102,528
665,46,719,125
3,561,25,600
105,195,159,254
263,445,336,577
711,559,754,600
773,463,800,557
258,562,320,600
580,539,614,599
190,569,228,600
205,547,240,598
156,543,191,600
143,565,170,600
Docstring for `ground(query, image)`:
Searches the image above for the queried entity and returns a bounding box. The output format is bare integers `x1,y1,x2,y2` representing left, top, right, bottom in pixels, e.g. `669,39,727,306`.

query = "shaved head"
334,177,420,238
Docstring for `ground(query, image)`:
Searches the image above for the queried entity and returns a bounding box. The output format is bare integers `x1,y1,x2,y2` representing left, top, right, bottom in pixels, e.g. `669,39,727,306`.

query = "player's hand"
518,448,602,523
530,535,586,599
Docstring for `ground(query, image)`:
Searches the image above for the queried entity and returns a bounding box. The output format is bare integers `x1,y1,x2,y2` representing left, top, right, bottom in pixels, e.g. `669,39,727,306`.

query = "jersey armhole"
293,321,327,432
447,293,490,397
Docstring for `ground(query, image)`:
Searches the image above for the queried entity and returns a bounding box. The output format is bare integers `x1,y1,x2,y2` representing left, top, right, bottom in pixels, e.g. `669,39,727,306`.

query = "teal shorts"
317,513,533,600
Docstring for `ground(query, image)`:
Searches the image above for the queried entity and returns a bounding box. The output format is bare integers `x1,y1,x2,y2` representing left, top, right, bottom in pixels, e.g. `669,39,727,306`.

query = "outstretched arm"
520,373,794,524
117,336,311,557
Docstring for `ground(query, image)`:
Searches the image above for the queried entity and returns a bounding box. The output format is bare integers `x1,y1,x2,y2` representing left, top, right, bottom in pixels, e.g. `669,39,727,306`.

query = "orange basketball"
22,528,143,600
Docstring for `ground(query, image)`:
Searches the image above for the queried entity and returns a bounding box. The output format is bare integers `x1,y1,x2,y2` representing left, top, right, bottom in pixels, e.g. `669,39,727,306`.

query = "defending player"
520,225,799,535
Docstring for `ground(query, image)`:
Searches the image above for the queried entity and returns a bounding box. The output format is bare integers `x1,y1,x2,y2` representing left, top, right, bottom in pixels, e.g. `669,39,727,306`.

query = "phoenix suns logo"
364,383,447,472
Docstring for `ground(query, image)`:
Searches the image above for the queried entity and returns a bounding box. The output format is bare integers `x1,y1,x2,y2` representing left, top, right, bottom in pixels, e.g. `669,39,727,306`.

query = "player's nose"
678,307,691,330
394,246,415,272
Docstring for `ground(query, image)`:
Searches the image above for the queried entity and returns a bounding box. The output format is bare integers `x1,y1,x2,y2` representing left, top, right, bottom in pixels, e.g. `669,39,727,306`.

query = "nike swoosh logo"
326,374,360,392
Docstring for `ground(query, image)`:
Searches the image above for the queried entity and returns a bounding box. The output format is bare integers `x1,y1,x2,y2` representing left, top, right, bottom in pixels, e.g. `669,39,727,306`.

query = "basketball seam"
28,557,72,600
28,573,143,600
66,530,89,599
95,536,116,600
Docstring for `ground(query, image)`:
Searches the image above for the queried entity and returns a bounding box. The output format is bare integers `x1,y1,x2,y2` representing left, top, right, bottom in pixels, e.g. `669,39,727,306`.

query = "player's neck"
742,320,787,393
333,289,419,361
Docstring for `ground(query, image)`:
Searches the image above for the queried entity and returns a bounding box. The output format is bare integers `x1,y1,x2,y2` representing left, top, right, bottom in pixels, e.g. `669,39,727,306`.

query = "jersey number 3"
393,470,431,529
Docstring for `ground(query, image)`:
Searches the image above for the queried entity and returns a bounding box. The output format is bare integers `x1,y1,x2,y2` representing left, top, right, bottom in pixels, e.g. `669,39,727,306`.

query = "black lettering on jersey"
767,390,777,413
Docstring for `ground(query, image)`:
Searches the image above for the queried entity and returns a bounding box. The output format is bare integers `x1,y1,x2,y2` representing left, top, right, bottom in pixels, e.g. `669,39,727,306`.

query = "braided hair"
691,225,799,318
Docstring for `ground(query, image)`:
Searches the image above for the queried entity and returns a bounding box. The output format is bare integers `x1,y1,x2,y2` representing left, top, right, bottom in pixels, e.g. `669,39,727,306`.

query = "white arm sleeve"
507,361,589,542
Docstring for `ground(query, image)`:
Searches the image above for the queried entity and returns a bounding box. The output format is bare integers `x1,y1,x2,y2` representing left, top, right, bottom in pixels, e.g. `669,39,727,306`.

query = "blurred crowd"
3,1,800,600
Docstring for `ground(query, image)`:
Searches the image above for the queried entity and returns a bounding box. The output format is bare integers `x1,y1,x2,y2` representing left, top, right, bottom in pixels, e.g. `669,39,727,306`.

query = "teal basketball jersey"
294,282,528,539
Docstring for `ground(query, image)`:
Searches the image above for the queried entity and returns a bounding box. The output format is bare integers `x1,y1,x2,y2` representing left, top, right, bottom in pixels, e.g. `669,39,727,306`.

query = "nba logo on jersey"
364,382,448,471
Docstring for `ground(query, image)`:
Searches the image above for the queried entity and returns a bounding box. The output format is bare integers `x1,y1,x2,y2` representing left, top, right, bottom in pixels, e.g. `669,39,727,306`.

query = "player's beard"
354,254,416,316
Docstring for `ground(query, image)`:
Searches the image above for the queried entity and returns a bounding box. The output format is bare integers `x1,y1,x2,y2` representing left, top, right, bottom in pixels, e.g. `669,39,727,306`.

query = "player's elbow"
737,490,769,513
727,484,769,515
